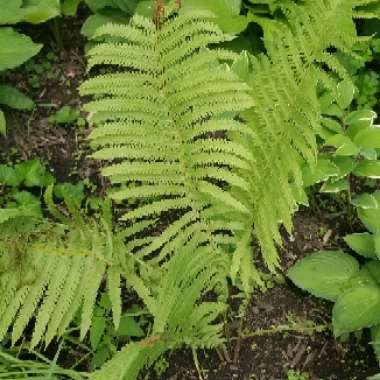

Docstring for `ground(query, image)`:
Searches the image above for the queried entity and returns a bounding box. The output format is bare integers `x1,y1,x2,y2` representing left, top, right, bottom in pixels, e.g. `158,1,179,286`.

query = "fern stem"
192,348,204,380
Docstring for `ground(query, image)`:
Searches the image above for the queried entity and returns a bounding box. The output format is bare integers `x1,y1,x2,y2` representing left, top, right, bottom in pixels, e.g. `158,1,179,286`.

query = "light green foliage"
80,7,256,294
0,188,124,348
0,28,42,71
0,0,60,24
288,191,380,363
238,0,374,270
287,369,310,380
49,105,81,125
89,238,226,380
288,250,360,301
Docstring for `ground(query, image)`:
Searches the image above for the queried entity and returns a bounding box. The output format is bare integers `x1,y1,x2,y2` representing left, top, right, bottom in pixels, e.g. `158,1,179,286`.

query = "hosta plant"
288,190,380,364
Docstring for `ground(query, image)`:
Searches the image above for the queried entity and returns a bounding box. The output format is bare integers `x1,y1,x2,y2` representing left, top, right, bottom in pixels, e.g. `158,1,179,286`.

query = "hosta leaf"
333,285,380,337
288,250,359,301
0,28,42,71
344,232,376,258
366,261,380,285
353,160,380,178
0,85,34,110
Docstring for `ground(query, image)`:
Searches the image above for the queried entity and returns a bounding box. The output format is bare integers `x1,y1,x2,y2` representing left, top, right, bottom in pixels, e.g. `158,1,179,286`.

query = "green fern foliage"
239,0,378,270
0,190,123,349
80,7,256,286
90,235,227,380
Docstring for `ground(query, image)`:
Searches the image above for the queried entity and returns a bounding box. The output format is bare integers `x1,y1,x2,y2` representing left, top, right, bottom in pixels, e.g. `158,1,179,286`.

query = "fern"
90,234,226,380
0,188,124,349
79,6,255,287
235,0,378,271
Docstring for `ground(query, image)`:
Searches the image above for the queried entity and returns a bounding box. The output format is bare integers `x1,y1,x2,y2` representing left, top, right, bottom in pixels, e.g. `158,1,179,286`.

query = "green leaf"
354,127,380,149
325,134,360,156
117,316,145,338
352,192,379,209
90,316,107,350
321,117,343,134
336,80,355,109
17,0,61,24
345,109,377,139
288,250,360,301
344,233,376,259
332,156,357,179
320,178,349,193
81,13,128,38
14,159,54,187
0,27,42,71
0,109,5,136
366,261,380,286
353,160,380,178
333,285,380,337
48,106,80,124
302,158,339,187
0,85,34,110
0,165,17,186
61,0,82,16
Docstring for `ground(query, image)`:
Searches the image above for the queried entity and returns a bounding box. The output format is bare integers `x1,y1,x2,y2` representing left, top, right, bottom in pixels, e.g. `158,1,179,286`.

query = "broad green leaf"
354,127,380,149
361,148,378,160
325,134,360,156
0,165,17,185
14,159,54,187
18,0,61,24
0,208,24,224
346,109,377,139
48,106,80,124
302,158,339,187
0,109,5,136
353,160,380,178
81,14,129,38
0,0,23,24
61,0,82,16
10,191,42,218
347,267,378,289
358,191,380,234
0,28,42,71
352,192,379,209
333,285,380,337
344,233,376,259
332,156,357,179
320,178,349,193
336,80,355,109
366,261,380,285
117,316,145,337
0,85,34,110
321,117,343,134
288,250,359,301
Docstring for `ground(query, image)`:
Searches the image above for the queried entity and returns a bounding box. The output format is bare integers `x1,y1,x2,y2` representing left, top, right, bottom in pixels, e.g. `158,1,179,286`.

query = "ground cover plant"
0,0,380,379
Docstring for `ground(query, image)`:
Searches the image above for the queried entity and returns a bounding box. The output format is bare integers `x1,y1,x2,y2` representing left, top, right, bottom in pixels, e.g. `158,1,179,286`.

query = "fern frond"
239,0,367,271
0,198,125,348
80,8,254,277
